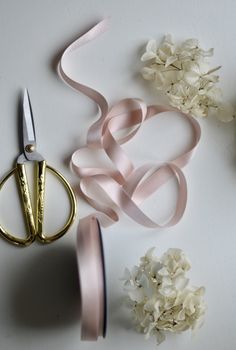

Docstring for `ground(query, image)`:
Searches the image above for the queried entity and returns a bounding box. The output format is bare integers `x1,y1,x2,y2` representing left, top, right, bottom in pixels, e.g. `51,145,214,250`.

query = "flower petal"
141,51,157,61
165,55,178,67
146,39,157,53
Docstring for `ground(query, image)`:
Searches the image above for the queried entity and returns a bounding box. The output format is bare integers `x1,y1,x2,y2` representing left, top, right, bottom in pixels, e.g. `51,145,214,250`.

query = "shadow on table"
10,245,81,330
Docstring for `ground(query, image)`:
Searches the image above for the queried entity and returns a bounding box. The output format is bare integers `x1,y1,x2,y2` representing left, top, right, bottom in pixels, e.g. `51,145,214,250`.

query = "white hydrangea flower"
122,248,206,346
141,35,235,122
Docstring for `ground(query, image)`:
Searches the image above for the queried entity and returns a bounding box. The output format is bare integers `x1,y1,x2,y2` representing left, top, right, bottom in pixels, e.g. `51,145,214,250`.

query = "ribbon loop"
58,19,201,228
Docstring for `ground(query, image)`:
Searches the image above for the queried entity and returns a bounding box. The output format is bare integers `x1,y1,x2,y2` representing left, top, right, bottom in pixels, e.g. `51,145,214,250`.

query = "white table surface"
0,0,236,349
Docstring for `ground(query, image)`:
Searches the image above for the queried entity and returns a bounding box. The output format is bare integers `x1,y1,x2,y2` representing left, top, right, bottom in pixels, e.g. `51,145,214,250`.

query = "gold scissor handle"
36,160,46,237
0,162,77,247
17,163,36,238
36,162,77,244
0,166,35,246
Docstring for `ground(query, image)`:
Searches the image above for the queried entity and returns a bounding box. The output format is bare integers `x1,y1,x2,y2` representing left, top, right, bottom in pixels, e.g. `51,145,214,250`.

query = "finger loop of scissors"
0,163,76,247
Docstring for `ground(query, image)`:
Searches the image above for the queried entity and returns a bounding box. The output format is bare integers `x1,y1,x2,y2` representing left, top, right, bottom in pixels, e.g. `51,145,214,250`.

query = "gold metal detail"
36,160,46,236
25,144,35,153
0,162,77,247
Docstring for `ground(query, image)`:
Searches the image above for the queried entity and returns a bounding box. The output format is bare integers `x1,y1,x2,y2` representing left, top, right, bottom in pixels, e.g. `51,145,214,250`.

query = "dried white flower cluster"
122,248,206,345
141,36,235,122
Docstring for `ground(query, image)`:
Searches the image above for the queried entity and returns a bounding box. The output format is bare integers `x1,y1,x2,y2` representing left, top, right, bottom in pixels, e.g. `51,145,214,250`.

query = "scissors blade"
23,88,36,150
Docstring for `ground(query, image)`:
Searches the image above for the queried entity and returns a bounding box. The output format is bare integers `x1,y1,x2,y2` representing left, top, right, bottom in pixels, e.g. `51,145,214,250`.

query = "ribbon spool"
76,216,107,340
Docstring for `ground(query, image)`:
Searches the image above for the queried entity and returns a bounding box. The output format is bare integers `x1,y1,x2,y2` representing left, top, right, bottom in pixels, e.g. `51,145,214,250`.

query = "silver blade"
23,88,36,150
17,88,44,164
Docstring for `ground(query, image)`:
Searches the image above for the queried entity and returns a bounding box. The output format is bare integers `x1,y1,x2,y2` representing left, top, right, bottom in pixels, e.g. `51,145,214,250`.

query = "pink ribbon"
58,19,201,228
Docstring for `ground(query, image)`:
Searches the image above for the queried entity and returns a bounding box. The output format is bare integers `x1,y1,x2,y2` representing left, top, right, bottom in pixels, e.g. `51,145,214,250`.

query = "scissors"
0,89,77,247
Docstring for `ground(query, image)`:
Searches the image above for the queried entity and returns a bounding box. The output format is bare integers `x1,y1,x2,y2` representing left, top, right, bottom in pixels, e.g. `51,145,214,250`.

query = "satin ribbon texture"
58,19,201,228
77,216,106,340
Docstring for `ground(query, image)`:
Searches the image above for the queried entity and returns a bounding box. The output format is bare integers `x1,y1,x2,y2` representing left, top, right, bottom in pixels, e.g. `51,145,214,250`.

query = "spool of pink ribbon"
58,18,202,342
77,216,106,340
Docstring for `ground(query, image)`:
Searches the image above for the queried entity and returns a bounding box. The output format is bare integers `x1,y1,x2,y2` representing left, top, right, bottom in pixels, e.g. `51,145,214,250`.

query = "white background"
0,0,236,349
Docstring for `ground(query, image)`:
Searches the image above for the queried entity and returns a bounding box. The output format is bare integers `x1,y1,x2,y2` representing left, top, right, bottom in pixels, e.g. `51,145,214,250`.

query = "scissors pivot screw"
25,144,35,153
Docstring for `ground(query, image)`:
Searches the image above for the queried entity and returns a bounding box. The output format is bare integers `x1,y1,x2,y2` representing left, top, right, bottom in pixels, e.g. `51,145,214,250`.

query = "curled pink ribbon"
58,19,201,228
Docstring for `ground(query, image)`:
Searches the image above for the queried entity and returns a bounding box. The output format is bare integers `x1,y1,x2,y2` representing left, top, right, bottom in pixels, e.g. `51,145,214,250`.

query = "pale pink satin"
77,216,105,340
58,19,201,228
